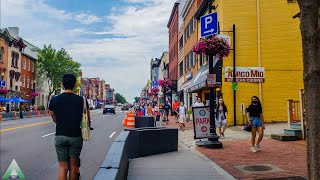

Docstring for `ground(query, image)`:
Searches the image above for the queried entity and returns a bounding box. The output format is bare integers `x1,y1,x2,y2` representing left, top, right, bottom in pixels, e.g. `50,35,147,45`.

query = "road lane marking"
42,132,56,137
0,121,52,133
0,122,17,126
109,131,116,138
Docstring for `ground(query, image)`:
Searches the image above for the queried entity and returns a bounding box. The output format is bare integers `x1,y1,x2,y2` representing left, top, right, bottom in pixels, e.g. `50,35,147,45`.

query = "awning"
187,63,209,93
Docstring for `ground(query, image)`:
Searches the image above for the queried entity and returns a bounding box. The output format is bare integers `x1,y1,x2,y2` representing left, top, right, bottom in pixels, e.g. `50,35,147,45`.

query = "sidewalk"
164,116,308,180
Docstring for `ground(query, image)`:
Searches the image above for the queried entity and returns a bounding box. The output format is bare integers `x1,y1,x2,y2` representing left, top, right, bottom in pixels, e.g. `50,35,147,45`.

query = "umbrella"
9,97,29,103
0,97,9,102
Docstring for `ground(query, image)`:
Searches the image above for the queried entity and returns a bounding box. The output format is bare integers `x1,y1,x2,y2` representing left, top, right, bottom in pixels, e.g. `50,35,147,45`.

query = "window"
11,51,14,66
15,53,19,67
23,59,26,69
179,62,183,77
27,77,29,89
28,60,30,71
199,54,203,67
0,47,4,62
31,78,33,89
32,62,34,72
22,75,25,87
179,36,184,50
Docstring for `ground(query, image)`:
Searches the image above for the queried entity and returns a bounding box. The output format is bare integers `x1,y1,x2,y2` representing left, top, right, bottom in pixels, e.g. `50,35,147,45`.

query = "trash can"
134,116,155,128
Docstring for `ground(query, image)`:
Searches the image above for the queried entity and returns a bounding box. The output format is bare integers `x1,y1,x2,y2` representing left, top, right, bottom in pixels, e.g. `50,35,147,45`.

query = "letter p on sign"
205,16,212,29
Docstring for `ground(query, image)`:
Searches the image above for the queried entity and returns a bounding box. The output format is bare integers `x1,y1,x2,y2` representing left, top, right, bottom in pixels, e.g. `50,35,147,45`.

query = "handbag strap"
83,97,87,114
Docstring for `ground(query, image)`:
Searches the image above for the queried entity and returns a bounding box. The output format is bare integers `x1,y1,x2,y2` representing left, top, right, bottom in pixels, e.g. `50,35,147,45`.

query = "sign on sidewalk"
192,106,210,139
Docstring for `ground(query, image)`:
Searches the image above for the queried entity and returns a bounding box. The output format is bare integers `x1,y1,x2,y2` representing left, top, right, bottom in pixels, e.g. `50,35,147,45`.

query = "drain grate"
235,164,284,174
243,165,273,172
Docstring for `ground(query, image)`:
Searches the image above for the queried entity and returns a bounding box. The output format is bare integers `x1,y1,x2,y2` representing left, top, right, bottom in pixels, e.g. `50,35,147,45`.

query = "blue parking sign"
200,12,218,37
0,80,6,87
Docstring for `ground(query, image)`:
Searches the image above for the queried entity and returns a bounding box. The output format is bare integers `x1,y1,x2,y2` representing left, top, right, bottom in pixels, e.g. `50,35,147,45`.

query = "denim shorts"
55,135,83,162
250,117,262,128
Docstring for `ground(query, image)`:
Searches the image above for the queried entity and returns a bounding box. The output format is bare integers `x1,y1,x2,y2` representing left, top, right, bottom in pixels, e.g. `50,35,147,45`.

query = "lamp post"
195,1,223,149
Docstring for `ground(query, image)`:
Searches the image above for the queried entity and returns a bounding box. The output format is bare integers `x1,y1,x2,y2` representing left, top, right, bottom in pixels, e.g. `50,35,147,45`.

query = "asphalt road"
0,108,126,180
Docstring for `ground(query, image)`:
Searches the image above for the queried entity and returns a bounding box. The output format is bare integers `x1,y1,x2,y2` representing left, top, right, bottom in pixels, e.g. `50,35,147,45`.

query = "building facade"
193,0,303,124
21,40,38,104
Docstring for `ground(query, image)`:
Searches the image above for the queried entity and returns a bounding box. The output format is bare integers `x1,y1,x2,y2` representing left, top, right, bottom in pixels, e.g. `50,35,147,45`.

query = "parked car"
121,106,129,111
103,105,116,114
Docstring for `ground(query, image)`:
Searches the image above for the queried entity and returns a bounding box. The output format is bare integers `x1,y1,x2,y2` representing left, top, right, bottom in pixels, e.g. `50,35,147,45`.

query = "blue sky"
0,0,176,102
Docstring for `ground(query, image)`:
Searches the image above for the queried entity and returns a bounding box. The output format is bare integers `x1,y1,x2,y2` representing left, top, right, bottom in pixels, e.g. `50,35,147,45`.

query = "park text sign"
192,106,210,139
225,67,265,83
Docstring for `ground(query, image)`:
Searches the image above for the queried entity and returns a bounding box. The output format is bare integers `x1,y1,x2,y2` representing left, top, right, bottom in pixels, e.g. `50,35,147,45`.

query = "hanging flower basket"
0,88,8,94
31,92,39,97
158,79,172,87
151,88,159,93
148,92,155,96
192,36,231,59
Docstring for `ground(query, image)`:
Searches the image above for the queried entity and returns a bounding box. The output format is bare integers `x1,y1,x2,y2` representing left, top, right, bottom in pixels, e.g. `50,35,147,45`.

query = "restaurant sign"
225,67,265,83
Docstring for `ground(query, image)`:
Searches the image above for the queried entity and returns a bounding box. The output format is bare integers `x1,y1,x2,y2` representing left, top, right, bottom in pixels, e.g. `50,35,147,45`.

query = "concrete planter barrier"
94,127,178,180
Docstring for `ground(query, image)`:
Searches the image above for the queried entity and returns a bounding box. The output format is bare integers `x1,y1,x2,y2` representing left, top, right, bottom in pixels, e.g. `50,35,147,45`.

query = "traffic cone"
123,113,128,126
37,111,41,117
28,111,31,118
292,107,297,123
14,112,17,120
0,113,2,121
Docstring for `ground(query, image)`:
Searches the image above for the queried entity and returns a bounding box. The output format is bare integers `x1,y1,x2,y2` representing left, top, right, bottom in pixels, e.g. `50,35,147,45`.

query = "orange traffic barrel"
28,111,31,118
123,113,128,126
0,113,2,121
37,111,41,117
14,112,17,120
126,112,135,128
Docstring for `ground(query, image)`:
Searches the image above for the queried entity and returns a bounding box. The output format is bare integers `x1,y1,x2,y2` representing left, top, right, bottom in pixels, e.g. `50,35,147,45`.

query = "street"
0,108,126,180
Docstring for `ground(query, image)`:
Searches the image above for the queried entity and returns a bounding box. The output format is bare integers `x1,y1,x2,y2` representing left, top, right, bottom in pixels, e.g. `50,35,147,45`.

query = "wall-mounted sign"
207,74,216,87
186,72,193,81
225,67,265,83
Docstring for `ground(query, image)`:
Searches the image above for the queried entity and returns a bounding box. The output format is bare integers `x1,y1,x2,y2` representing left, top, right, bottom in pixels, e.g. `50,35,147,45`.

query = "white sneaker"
251,147,257,153
255,144,260,151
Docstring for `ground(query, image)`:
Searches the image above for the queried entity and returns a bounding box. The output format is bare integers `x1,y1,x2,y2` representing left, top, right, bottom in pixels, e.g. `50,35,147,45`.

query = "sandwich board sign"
192,106,210,139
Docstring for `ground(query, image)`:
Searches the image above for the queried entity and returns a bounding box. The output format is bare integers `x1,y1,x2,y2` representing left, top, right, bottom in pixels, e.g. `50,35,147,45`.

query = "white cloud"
74,13,101,25
1,0,176,102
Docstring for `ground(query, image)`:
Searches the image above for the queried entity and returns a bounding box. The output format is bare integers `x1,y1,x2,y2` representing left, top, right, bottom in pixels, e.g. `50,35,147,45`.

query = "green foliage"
134,97,140,103
37,45,81,97
115,93,127,104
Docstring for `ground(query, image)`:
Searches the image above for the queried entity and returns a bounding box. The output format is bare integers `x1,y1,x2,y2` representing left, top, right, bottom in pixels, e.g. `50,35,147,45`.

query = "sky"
0,0,177,102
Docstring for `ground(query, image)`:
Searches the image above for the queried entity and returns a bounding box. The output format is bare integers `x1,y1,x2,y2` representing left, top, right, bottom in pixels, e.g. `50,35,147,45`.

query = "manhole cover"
235,164,284,174
243,165,273,172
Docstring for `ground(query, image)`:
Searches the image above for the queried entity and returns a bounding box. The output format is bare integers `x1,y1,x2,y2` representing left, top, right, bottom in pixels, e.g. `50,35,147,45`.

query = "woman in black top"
215,98,228,138
247,96,264,153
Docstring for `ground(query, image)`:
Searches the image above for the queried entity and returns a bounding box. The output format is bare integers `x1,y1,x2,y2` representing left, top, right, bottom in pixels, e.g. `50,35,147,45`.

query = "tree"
115,93,127,104
297,1,320,179
134,97,140,103
37,45,81,107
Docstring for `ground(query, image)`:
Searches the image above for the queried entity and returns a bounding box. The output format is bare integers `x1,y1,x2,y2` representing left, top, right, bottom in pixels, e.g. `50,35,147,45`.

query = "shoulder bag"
81,97,91,141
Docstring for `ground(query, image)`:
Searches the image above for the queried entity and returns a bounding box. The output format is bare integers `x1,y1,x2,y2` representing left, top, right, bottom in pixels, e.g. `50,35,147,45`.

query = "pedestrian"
173,100,180,123
215,98,228,138
49,74,93,180
176,101,187,131
247,96,264,153
193,97,204,107
147,103,153,116
162,102,171,124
